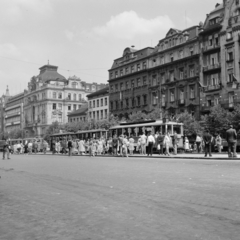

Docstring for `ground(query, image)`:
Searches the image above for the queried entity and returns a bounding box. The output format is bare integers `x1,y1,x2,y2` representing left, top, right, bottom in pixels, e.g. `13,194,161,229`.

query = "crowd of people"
2,124,238,159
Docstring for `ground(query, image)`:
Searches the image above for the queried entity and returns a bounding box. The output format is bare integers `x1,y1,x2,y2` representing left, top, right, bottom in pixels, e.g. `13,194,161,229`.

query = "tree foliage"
5,128,25,140
44,121,63,141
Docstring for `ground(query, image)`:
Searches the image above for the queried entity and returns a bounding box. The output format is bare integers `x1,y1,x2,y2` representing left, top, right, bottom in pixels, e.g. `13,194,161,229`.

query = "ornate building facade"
109,26,201,119
24,64,107,137
199,0,240,112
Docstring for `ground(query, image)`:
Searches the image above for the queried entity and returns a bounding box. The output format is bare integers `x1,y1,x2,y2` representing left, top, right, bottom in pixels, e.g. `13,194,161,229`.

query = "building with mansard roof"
24,64,107,137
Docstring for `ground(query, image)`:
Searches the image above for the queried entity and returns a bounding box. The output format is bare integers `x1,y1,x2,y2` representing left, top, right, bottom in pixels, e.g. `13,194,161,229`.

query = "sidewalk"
35,152,239,160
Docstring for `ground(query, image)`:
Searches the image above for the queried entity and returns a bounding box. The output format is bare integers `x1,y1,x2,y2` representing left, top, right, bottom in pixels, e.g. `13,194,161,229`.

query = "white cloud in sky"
65,30,75,41
92,11,175,40
0,43,21,57
0,0,53,24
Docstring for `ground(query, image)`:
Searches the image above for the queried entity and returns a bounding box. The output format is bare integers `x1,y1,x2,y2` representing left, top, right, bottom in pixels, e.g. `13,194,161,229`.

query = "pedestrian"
67,138,73,156
195,134,202,153
16,141,21,154
140,133,147,155
118,134,124,156
156,132,164,155
28,141,33,154
61,138,67,154
147,133,155,156
33,140,38,154
24,141,28,154
122,135,129,157
184,137,190,152
56,140,61,154
226,124,237,158
107,137,113,155
92,140,97,157
215,132,222,153
203,129,212,157
43,140,48,154
128,135,135,156
2,139,10,160
112,134,118,156
163,132,171,156
172,131,178,155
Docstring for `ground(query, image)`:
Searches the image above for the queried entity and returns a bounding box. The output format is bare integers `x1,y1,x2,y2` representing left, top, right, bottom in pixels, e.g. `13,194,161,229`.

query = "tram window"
167,125,172,134
173,125,181,134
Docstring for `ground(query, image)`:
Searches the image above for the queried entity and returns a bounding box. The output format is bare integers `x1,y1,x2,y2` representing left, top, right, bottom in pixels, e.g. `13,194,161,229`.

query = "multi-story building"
87,87,109,121
68,105,88,123
0,86,10,139
199,0,240,112
24,64,107,137
4,92,24,134
108,47,154,119
109,26,201,119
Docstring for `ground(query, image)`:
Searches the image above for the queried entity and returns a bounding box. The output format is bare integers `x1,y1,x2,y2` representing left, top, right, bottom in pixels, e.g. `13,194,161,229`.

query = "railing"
205,84,221,91
203,44,220,52
203,63,220,72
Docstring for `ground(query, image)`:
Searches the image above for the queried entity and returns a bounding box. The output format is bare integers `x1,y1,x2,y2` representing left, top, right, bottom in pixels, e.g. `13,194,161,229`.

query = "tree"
44,121,63,141
128,111,147,122
176,111,203,136
5,128,25,139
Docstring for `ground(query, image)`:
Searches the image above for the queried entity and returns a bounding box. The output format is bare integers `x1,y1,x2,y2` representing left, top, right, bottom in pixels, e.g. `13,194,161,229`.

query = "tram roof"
110,120,183,130
51,129,107,137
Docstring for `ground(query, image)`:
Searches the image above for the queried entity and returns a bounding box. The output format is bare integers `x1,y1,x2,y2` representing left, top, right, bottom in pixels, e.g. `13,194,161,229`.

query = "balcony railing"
178,99,185,105
205,84,221,91
203,63,221,72
203,44,220,52
162,101,166,107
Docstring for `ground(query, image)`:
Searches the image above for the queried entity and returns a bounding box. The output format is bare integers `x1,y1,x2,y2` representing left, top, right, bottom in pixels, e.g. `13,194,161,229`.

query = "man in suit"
203,129,212,157
226,125,237,158
156,131,164,155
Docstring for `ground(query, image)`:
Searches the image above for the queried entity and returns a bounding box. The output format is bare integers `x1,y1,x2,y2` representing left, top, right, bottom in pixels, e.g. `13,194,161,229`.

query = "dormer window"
72,82,77,88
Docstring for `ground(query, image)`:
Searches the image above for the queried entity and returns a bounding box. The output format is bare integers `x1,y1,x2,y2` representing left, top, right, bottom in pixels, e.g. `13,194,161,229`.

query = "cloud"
92,11,175,40
0,0,53,24
0,43,21,57
65,30,75,41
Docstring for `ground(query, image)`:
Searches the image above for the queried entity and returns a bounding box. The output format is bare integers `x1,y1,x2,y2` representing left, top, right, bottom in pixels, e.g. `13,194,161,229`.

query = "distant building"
4,92,24,134
67,104,88,123
87,87,109,121
24,64,107,137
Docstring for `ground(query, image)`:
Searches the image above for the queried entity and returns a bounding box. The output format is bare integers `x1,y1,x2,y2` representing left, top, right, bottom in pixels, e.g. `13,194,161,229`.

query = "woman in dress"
79,139,85,155
184,136,190,152
97,138,103,155
122,135,129,157
72,139,77,155
92,140,97,157
128,135,135,156
163,132,171,156
55,140,61,154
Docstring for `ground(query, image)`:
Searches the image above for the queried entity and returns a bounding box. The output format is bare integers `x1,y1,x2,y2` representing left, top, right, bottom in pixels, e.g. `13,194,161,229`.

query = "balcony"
178,99,185,105
205,84,222,92
227,81,239,89
203,44,220,53
201,104,212,113
203,64,221,73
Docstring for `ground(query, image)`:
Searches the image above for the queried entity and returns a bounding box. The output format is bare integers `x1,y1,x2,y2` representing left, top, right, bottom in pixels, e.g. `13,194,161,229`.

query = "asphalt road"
0,155,239,240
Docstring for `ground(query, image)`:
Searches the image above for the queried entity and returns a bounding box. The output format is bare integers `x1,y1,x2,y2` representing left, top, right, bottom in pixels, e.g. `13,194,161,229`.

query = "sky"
0,0,219,96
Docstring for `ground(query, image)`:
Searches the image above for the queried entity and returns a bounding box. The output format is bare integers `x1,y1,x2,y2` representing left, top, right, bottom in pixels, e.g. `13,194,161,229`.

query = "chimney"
6,85,9,97
223,0,227,6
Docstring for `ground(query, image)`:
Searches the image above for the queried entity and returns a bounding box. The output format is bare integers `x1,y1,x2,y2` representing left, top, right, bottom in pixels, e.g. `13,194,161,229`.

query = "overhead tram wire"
0,55,108,78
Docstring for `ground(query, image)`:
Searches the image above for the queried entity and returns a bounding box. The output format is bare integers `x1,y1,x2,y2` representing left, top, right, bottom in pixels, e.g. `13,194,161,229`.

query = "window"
179,89,184,100
152,92,157,105
137,96,141,106
170,90,175,102
53,92,57,99
68,93,71,100
120,101,123,109
227,32,233,40
110,73,113,79
137,64,140,71
190,86,195,99
93,111,95,119
137,78,141,87
143,76,147,85
170,71,174,82
120,82,124,90
105,109,108,119
228,71,233,83
215,37,219,46
143,95,147,105
101,98,103,106
131,66,135,73
58,92,62,99
214,95,219,106
101,110,103,119
78,105,81,109
68,105,71,111
179,50,183,59
93,100,95,108
115,101,119,110
132,98,135,107
73,104,76,111
78,94,82,101
72,82,77,88
190,67,195,77
73,94,77,101
125,67,129,74
97,100,99,107
126,98,129,108
179,69,184,80
143,62,147,69
110,85,114,92
115,71,118,78
105,98,108,106
152,59,156,67
97,111,99,120
120,70,123,76
52,103,56,110
170,54,174,62
190,47,194,56
115,84,118,91
152,75,157,86
161,56,165,65
228,52,233,61
162,94,166,104
126,81,129,89
58,103,62,110
131,80,135,88
209,37,213,46
229,92,234,103
161,73,165,84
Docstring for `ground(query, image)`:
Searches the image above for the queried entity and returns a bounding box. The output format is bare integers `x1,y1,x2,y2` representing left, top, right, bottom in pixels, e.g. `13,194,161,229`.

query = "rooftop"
68,105,88,117
87,87,109,99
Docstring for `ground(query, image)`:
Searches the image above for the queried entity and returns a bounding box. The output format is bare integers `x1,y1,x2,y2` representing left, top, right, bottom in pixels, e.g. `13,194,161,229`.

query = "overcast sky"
0,0,219,96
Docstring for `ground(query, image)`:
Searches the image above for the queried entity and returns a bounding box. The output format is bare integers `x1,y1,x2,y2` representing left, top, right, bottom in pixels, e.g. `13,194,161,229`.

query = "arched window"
73,93,77,101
